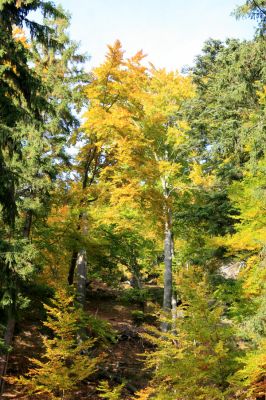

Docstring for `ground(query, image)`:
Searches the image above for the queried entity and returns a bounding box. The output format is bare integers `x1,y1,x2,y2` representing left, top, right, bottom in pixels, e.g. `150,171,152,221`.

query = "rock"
219,261,245,279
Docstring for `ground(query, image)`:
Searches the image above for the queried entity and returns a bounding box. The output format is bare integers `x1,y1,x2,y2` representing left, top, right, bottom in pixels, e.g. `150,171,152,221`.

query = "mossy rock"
131,310,157,325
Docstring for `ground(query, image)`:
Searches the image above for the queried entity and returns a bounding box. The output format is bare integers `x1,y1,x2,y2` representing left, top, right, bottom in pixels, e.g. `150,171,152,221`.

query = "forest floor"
2,282,158,399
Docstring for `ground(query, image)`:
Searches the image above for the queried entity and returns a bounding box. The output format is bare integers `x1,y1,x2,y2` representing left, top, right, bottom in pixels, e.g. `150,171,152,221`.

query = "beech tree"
79,42,194,326
67,41,149,305
140,67,194,321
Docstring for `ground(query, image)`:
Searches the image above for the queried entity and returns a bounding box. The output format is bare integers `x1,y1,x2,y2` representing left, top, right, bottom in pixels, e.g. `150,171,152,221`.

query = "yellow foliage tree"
12,289,100,399
81,42,194,326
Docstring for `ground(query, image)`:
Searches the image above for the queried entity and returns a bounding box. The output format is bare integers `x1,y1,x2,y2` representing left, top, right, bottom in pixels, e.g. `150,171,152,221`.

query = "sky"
55,0,256,71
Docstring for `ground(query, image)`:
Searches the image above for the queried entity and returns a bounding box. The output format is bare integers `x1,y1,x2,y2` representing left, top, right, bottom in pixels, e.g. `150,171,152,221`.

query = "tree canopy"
0,1,266,399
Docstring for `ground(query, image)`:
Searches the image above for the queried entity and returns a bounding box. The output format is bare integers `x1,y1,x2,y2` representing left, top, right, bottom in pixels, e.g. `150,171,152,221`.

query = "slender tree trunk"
67,147,97,287
162,207,173,332
171,233,177,322
22,210,33,239
163,214,173,311
76,212,88,344
0,309,16,394
171,293,177,320
76,245,87,343
76,211,88,309
68,215,88,309
171,292,178,335
130,274,142,289
131,263,142,289
76,248,87,307
68,250,78,285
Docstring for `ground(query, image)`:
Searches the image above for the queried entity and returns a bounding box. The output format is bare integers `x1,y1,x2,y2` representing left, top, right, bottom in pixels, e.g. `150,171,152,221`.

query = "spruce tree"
0,1,88,389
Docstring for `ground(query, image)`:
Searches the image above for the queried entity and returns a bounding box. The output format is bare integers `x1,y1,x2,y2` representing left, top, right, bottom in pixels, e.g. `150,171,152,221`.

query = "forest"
0,1,266,399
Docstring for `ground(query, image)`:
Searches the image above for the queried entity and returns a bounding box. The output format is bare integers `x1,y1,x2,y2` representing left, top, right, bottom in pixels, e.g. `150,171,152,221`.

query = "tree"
0,0,63,388
30,7,90,308
234,0,266,35
139,268,239,400
81,42,194,328
0,0,64,226
0,1,88,389
140,67,194,321
188,32,266,400
67,40,150,306
190,37,266,175
12,289,99,400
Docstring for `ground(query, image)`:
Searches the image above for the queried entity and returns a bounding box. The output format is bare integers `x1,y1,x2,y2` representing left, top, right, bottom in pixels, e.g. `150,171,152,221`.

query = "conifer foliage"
138,269,239,400
1,1,266,399
13,290,99,399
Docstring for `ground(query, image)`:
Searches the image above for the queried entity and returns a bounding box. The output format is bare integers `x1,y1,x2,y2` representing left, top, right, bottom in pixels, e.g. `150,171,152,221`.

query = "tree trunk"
161,208,173,332
68,250,78,285
163,216,173,311
67,147,97,287
76,212,88,309
0,310,16,394
76,249,87,308
130,263,142,289
22,210,33,239
76,214,88,344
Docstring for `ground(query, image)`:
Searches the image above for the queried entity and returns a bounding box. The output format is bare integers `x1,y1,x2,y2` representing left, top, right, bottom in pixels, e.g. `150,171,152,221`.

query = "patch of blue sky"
56,0,256,71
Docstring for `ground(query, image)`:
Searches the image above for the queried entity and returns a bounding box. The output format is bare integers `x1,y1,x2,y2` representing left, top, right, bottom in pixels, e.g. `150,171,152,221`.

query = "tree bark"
68,250,78,285
76,211,88,309
163,215,173,311
0,309,16,394
161,208,173,332
130,263,142,289
76,248,87,308
22,210,33,239
67,147,97,287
